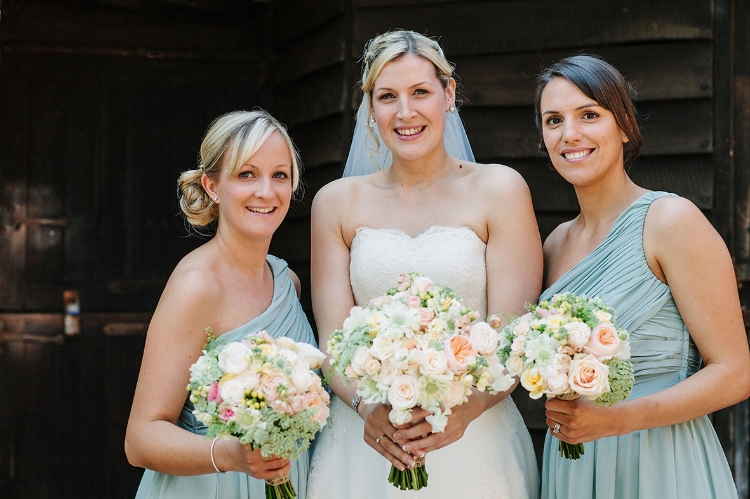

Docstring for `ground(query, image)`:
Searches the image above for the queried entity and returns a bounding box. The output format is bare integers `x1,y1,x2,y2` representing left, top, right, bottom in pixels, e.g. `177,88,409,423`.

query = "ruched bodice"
136,255,316,499
350,226,488,316
540,192,737,499
308,225,539,499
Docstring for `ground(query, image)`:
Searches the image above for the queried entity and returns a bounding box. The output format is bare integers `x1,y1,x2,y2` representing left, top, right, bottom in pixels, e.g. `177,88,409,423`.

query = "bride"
307,30,541,498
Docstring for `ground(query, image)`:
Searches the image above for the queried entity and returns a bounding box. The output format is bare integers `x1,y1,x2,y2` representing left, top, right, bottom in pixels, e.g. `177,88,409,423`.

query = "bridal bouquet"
493,292,633,459
187,329,330,499
327,271,515,490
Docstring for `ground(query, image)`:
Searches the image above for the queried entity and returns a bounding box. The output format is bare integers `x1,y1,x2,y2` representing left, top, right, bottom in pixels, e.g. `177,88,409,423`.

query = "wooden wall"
272,0,750,489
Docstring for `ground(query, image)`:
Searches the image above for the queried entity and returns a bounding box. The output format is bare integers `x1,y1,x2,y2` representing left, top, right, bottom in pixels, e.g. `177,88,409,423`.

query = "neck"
386,144,455,186
573,171,646,229
211,225,272,280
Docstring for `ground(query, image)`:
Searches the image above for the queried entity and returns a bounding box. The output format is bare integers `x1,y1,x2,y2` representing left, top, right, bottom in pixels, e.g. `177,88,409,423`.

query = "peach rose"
568,354,610,398
520,368,544,399
584,323,621,360
444,335,478,374
505,355,526,376
387,375,419,411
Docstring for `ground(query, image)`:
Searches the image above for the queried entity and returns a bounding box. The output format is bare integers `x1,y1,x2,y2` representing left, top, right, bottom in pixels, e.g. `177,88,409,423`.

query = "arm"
124,266,289,479
401,166,544,455
310,181,418,470
546,196,750,443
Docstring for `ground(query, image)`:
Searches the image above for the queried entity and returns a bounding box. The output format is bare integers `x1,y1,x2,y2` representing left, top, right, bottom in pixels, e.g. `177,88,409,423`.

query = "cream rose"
513,321,532,337
364,358,381,376
275,336,297,351
594,310,612,323
469,322,500,355
378,359,400,386
260,371,288,402
568,353,610,398
584,323,621,360
520,368,544,399
233,370,261,392
296,342,326,370
418,347,449,377
505,355,526,376
290,366,314,392
445,380,471,407
218,378,246,405
511,335,526,356
370,334,400,360
218,342,250,375
350,346,371,377
388,375,419,411
565,321,592,348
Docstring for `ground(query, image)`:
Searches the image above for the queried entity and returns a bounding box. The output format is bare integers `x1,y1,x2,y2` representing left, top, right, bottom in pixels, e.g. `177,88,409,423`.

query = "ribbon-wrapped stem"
265,472,296,499
388,456,428,491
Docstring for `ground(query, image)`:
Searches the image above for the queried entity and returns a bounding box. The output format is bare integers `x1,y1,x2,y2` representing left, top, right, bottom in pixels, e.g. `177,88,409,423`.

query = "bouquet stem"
388,456,428,491
558,441,584,460
265,472,296,499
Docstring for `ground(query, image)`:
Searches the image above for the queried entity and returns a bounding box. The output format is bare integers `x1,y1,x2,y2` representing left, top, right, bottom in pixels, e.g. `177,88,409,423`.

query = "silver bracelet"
352,392,362,415
210,437,225,473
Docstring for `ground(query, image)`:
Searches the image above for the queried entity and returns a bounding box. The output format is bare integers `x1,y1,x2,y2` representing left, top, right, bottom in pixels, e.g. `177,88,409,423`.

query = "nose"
561,120,582,143
255,176,273,198
396,97,416,120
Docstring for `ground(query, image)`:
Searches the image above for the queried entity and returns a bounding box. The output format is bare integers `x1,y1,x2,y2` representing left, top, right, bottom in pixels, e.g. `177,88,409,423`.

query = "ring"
375,435,386,445
553,422,561,434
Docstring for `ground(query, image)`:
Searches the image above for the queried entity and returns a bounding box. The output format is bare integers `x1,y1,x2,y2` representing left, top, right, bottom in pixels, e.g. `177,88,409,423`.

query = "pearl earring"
214,197,218,201
369,115,376,124
449,104,456,113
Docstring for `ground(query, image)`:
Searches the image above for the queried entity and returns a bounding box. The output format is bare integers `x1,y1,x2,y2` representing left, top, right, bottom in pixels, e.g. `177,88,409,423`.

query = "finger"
364,433,414,470
393,420,433,442
252,460,292,480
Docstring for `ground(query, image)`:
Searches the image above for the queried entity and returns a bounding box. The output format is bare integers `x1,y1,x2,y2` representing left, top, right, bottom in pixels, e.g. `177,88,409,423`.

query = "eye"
582,111,599,120
545,116,562,126
273,171,289,179
378,92,396,101
413,88,429,96
238,171,253,179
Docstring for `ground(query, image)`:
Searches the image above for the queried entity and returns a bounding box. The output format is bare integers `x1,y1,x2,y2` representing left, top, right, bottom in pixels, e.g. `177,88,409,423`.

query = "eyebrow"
374,82,431,92
542,102,600,115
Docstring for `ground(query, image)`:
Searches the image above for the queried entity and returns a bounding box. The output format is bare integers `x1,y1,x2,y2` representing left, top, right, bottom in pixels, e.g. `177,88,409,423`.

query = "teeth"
249,207,274,214
564,150,591,160
396,126,425,136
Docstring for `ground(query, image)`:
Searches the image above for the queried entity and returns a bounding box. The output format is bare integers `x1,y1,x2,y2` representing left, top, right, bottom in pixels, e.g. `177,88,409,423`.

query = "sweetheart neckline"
353,225,485,244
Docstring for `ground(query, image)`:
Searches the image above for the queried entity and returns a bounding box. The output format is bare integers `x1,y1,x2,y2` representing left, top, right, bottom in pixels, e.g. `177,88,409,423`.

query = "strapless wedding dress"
307,226,540,499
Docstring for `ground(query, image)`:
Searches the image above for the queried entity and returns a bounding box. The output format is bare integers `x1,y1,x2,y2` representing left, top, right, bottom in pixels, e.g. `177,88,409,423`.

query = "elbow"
124,434,144,469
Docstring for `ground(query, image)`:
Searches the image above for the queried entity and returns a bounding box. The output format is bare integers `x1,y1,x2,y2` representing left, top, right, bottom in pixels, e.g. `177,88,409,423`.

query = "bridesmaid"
536,54,750,499
125,110,315,498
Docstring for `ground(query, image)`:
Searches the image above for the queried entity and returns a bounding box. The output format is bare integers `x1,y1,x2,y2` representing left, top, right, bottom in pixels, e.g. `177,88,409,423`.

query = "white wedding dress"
307,226,540,499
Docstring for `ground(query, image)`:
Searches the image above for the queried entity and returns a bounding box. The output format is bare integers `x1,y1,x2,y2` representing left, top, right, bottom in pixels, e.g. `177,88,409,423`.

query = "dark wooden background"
1,0,748,497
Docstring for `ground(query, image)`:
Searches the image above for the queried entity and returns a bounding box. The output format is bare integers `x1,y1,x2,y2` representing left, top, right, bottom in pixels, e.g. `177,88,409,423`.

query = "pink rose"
444,335,478,374
536,308,551,318
405,295,422,308
418,308,435,327
412,276,433,294
568,354,610,398
584,323,621,360
207,382,222,404
543,371,570,396
219,407,236,421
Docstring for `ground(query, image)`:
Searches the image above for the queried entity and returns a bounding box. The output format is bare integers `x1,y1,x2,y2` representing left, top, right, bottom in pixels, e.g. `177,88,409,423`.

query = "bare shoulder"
311,175,369,212
543,220,573,260
287,268,302,299
645,194,708,232
472,163,531,194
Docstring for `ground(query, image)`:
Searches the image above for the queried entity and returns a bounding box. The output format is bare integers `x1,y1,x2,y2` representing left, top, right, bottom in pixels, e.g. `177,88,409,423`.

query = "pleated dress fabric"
135,255,316,499
540,192,738,499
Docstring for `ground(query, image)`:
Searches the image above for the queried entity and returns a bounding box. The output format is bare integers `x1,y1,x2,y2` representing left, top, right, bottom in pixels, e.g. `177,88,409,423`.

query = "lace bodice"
350,226,488,316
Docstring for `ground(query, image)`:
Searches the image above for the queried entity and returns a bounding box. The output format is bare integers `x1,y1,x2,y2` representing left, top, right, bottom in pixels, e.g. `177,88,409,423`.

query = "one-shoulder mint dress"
540,192,738,499
135,255,316,499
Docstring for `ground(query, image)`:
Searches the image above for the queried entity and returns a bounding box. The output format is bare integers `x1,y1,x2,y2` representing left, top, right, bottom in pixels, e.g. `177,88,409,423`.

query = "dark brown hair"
534,54,642,166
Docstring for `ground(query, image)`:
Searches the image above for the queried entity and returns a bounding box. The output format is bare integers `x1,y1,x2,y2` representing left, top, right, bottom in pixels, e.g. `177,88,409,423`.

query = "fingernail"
397,464,405,471
403,444,411,452
393,432,402,439
406,459,415,467
415,450,424,457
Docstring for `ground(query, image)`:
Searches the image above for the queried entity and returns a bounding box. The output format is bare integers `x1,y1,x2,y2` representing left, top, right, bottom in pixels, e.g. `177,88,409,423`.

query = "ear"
200,173,218,202
445,77,457,110
622,131,630,144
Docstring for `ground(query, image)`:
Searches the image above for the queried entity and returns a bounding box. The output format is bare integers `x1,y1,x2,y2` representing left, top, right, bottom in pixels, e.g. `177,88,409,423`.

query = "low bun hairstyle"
178,109,301,229
534,54,642,167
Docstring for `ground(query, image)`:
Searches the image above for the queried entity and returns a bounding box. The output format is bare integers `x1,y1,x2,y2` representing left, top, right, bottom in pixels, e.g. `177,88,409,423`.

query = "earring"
369,115,376,124
213,197,218,202
449,104,456,113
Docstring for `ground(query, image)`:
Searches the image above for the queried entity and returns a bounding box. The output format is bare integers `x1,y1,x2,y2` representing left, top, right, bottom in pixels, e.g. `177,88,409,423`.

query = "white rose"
378,359,400,386
418,348,449,377
295,342,326,370
350,346,371,377
370,334,400,360
412,276,434,294
387,375,419,411
233,370,261,392
445,379,471,407
568,354,610,398
277,347,299,366
219,378,246,405
389,408,413,426
218,342,250,375
564,321,591,349
364,358,381,376
275,337,297,351
511,336,526,356
614,341,631,360
505,355,526,376
594,310,612,323
513,321,532,337
290,366,314,392
543,371,570,396
469,322,500,355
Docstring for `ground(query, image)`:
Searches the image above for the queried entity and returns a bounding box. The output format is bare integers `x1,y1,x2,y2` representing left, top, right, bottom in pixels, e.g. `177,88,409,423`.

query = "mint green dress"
135,256,315,499
540,192,738,499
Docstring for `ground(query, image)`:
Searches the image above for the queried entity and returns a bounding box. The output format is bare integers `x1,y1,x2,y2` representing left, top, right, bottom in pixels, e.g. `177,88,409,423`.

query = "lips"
247,207,276,214
395,126,426,136
562,149,593,161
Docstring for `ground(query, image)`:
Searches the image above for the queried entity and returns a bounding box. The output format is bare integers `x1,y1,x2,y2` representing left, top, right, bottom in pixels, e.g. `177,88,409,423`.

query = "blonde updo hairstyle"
359,30,456,153
178,110,301,228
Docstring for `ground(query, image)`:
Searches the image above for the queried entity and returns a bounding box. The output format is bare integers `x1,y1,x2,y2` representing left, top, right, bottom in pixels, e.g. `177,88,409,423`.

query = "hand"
221,439,291,480
545,397,622,444
396,396,485,456
361,403,421,471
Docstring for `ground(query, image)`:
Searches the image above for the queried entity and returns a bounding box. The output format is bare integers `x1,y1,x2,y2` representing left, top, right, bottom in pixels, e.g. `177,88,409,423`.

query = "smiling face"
540,77,629,188
370,54,455,163
207,131,293,239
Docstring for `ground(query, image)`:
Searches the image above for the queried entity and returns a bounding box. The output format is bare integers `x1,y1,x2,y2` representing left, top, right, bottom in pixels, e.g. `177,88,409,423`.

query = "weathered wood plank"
274,64,347,127
275,19,347,85
355,0,487,6
502,155,714,213
274,0,345,46
354,0,712,58
270,217,311,264
3,3,270,58
456,41,713,107
462,99,713,160
289,115,346,168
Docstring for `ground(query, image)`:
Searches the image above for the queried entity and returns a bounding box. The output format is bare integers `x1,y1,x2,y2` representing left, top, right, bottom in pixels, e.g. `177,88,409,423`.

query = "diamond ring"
376,435,386,445
553,422,561,433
